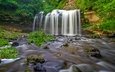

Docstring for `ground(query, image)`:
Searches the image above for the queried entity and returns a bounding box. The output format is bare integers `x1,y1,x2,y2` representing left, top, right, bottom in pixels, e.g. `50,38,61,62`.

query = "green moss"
28,31,55,46
0,38,9,47
0,47,18,59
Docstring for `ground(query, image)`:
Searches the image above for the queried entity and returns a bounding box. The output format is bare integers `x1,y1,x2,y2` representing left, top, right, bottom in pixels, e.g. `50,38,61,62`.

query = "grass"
28,31,55,46
0,47,18,59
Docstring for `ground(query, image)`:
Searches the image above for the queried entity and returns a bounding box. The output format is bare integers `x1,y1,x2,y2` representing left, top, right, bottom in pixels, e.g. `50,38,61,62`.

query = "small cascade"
32,11,44,31
32,9,81,36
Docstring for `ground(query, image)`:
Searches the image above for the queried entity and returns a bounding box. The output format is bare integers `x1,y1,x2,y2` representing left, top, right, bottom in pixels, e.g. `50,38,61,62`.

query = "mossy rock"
25,54,45,65
84,47,101,58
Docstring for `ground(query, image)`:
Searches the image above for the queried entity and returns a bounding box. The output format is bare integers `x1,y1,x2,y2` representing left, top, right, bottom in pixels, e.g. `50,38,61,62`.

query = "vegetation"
28,31,54,46
76,0,115,35
0,39,8,47
0,0,63,24
0,26,24,47
88,19,115,33
0,47,18,58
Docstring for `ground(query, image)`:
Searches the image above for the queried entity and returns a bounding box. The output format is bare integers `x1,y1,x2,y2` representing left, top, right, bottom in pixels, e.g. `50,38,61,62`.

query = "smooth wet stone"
96,61,115,71
12,41,19,46
75,64,94,72
33,63,46,72
59,65,81,72
0,58,23,72
59,64,94,72
43,61,64,72
99,70,113,72
0,58,21,65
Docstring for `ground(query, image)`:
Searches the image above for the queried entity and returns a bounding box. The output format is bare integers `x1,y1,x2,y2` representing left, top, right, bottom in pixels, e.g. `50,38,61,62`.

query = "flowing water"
32,9,81,36
0,37,115,72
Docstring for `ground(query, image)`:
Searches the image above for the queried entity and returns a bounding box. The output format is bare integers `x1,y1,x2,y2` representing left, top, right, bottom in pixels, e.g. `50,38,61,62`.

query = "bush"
0,47,18,58
0,38,8,47
28,31,54,46
57,0,68,9
99,19,115,32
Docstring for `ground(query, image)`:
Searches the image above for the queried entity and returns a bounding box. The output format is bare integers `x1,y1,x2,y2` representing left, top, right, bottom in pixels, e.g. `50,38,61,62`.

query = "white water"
32,15,38,31
32,9,81,36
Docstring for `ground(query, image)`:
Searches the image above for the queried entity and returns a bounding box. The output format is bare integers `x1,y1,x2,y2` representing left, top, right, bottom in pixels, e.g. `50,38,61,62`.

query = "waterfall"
32,9,81,36
32,11,44,31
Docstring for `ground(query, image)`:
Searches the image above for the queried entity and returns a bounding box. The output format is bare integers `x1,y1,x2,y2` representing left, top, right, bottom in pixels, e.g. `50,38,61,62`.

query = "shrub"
0,38,8,47
99,19,115,33
28,31,54,46
0,47,18,58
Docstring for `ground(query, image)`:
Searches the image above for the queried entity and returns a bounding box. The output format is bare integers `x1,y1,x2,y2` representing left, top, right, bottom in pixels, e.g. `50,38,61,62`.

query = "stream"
0,36,115,72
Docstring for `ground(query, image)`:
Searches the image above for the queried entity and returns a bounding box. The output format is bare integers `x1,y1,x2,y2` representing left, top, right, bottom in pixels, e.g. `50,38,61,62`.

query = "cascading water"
32,9,81,36
32,11,44,31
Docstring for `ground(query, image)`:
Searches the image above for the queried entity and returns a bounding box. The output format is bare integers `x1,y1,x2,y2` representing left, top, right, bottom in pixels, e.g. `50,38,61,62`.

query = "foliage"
76,0,115,34
42,0,61,13
0,38,8,47
0,26,23,47
0,27,21,39
28,31,54,46
97,19,115,33
76,0,115,19
87,19,115,34
57,0,68,9
0,47,18,58
82,23,91,28
75,0,94,11
0,0,62,24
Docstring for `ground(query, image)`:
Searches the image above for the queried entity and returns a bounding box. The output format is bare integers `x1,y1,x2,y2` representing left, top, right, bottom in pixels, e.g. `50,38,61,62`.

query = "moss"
26,54,45,65
0,47,18,59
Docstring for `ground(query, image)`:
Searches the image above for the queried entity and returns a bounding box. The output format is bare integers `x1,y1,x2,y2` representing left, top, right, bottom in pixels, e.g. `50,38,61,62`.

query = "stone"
43,61,64,72
63,43,69,47
85,47,102,58
33,63,46,72
12,41,19,46
59,64,94,72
